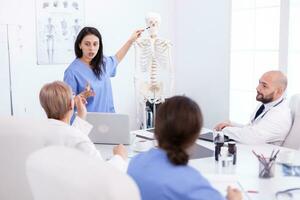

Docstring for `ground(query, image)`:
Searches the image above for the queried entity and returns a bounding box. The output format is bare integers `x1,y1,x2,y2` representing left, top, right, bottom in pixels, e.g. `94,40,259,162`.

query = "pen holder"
258,160,275,178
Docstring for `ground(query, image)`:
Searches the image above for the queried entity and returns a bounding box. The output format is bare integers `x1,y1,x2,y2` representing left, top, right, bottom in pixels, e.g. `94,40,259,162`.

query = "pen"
272,149,280,161
269,149,275,161
252,150,260,158
136,134,155,140
247,190,259,194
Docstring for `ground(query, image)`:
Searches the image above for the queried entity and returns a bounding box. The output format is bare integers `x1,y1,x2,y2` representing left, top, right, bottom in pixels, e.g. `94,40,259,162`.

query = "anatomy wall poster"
36,0,84,65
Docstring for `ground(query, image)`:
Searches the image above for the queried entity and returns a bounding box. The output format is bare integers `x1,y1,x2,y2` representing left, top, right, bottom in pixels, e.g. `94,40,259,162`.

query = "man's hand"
214,121,232,131
113,144,128,160
226,186,242,200
74,94,87,119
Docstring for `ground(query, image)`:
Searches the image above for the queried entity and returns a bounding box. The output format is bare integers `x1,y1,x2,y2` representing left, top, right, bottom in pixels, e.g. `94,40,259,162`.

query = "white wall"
174,0,231,128
0,25,11,115
0,0,230,129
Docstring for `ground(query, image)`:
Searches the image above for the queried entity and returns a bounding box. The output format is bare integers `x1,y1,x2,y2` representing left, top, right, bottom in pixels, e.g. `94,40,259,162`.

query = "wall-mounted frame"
35,0,84,65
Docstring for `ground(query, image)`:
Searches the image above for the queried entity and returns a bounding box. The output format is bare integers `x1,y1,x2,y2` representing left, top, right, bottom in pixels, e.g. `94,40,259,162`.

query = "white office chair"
0,116,56,200
282,94,300,149
26,146,140,200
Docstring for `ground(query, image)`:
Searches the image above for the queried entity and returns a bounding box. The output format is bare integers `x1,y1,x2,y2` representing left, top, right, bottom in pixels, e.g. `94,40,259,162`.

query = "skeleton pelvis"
140,81,164,98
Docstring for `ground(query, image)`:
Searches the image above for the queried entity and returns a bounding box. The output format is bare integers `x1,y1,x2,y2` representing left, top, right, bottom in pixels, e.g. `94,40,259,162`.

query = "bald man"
215,70,292,145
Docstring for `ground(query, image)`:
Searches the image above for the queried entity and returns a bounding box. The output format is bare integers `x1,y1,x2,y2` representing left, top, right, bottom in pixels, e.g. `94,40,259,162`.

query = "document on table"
205,174,250,200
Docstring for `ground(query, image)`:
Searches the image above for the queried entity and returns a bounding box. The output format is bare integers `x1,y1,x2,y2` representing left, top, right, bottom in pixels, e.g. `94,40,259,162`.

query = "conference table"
95,131,300,200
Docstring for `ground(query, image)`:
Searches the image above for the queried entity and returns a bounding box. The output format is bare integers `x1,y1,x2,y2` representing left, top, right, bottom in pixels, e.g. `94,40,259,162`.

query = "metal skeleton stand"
146,90,162,129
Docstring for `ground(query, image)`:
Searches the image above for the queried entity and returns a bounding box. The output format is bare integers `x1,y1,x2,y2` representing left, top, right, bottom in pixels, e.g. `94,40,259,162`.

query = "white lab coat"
223,97,292,145
45,117,127,171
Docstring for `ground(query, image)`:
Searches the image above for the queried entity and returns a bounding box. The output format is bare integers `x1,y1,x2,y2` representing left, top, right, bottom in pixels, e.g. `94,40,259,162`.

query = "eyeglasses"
276,188,300,200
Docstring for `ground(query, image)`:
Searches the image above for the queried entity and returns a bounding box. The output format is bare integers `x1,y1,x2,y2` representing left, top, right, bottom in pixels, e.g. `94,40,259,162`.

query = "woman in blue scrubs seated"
64,27,143,112
127,96,242,200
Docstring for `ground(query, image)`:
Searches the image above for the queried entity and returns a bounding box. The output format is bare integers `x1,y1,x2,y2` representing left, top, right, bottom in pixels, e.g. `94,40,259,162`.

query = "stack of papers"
204,174,250,200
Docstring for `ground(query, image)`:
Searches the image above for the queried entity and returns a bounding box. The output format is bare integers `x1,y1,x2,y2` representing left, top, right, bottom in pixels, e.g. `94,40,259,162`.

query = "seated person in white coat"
215,70,292,145
39,81,127,171
128,96,242,200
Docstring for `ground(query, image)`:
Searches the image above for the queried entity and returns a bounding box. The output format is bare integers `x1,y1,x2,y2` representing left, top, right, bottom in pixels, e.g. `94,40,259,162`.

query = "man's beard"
256,91,275,104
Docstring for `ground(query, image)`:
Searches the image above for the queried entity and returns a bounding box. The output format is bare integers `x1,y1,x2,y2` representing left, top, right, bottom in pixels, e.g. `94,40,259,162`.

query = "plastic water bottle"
217,147,235,174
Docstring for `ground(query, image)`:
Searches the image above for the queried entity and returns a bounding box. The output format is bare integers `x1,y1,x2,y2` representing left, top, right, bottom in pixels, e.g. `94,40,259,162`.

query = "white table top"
95,133,300,200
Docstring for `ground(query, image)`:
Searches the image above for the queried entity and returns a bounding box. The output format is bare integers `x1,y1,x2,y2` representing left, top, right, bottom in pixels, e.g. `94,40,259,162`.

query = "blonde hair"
39,81,72,120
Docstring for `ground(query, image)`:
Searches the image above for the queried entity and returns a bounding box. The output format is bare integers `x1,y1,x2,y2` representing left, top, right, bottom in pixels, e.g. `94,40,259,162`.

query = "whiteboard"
0,24,12,116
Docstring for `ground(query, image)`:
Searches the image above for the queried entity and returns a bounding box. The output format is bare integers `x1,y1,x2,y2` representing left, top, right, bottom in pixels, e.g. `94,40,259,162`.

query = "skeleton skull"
145,12,161,38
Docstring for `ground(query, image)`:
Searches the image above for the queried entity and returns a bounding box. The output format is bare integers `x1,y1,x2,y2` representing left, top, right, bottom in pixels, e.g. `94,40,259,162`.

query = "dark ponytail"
155,96,203,166
165,146,189,165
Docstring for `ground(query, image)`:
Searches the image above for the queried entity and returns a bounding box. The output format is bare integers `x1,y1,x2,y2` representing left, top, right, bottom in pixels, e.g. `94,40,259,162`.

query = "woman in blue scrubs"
64,26,142,112
127,96,242,200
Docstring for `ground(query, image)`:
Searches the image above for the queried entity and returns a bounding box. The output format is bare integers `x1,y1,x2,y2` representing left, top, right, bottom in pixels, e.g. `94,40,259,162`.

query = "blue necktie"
254,104,265,120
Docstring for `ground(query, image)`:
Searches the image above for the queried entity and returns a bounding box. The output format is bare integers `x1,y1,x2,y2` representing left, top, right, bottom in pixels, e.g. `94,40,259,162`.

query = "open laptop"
85,112,130,145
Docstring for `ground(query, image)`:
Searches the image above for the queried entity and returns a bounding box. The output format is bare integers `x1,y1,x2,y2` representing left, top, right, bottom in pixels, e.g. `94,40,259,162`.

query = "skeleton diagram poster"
36,0,84,65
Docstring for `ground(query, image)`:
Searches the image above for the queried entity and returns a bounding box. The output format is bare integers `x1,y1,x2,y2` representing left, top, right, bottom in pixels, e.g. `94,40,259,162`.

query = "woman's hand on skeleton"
129,29,144,43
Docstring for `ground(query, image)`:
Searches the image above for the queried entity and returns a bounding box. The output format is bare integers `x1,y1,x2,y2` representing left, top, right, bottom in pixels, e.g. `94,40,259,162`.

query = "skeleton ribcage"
134,38,172,101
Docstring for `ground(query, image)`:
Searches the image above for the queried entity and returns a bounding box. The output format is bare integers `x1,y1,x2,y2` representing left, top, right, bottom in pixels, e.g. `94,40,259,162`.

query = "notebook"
199,132,230,143
189,143,214,159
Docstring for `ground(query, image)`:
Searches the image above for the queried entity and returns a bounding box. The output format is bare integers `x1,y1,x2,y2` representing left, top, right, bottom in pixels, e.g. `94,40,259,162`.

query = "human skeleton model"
45,17,55,63
72,18,81,41
134,12,174,129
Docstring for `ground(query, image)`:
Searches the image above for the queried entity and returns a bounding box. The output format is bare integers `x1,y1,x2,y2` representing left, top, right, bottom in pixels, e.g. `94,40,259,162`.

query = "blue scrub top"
64,56,118,112
128,148,225,200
